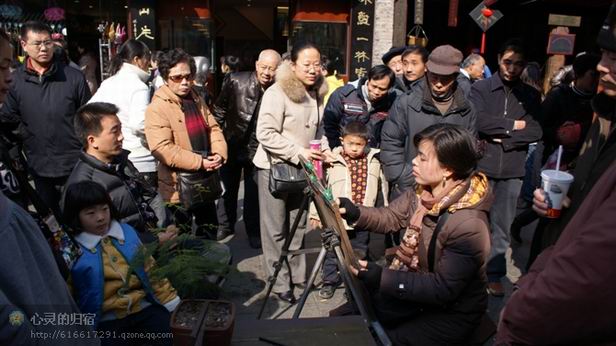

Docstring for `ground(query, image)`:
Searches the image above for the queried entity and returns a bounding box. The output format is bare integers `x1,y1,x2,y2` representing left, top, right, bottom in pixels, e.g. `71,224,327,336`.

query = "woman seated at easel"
337,124,493,345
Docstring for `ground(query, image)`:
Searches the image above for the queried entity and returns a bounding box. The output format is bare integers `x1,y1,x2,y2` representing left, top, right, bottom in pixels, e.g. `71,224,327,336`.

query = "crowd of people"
0,5,615,344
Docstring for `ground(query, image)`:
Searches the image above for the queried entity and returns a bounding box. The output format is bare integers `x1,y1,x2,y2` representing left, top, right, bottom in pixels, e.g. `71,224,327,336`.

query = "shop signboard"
349,0,374,81
130,0,156,50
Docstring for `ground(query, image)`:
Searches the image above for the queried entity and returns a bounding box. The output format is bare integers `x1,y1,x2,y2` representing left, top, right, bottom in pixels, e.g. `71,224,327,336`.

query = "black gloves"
338,197,360,224
358,261,383,291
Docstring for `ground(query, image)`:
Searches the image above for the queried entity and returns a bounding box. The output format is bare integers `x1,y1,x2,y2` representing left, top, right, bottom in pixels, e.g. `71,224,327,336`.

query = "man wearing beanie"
496,5,616,344
468,39,542,297
381,45,477,200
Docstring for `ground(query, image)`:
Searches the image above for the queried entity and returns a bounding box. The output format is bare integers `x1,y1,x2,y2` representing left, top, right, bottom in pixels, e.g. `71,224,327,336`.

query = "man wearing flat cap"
468,39,542,297
381,45,477,200
496,4,616,344
382,46,405,77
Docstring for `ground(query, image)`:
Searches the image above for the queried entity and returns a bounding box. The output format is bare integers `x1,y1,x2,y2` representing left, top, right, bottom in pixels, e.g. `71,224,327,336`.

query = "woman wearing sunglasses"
145,48,227,239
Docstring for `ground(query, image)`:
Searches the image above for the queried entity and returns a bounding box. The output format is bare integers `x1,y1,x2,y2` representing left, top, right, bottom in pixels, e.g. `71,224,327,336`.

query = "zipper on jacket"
498,89,511,174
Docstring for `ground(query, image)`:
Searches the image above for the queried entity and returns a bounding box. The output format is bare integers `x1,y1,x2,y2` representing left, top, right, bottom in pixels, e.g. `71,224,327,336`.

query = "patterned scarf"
342,152,368,204
181,96,210,153
389,173,489,272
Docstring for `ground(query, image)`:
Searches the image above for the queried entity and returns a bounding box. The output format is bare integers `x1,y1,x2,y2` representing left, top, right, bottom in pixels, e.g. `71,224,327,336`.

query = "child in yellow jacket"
64,181,178,345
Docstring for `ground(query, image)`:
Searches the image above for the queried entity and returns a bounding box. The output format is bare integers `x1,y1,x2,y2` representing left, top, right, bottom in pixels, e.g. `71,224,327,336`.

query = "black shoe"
216,228,234,241
275,290,296,304
248,236,262,249
319,284,336,300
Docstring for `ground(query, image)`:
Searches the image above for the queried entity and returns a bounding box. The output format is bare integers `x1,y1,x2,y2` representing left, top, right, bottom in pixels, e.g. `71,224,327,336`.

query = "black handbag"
268,162,308,195
176,152,222,209
267,91,320,196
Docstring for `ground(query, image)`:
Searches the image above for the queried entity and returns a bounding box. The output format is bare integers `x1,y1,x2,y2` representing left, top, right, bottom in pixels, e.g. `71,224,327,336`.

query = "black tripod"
256,187,391,346
257,187,315,319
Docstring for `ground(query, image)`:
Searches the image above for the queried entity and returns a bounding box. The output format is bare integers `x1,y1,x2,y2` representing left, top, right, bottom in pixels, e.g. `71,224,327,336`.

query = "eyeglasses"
298,63,322,72
26,40,54,50
168,73,194,83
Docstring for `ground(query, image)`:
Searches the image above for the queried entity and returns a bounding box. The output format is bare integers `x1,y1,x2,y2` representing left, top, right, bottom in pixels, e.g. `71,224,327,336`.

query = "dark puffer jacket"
213,71,264,162
356,173,492,344
0,58,91,178
323,77,397,148
381,80,476,195
62,151,157,243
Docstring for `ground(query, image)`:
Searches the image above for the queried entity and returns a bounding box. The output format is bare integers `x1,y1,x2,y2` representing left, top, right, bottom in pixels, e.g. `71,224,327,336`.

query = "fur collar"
276,60,328,104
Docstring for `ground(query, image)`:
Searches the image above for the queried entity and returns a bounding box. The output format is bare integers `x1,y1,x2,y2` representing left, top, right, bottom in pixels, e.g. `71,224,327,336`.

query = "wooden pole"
542,26,569,95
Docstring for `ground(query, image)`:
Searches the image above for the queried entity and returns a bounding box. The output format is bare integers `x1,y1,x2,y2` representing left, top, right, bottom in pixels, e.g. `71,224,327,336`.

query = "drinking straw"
555,145,563,171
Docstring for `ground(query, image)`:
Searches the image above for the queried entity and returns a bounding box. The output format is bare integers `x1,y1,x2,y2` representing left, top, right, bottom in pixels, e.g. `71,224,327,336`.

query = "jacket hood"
119,62,151,83
416,79,471,116
275,60,328,104
80,150,130,175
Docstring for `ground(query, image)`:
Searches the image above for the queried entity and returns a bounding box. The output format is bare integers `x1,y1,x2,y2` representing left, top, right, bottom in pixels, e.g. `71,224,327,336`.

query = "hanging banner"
414,0,424,25
130,0,156,50
349,0,375,81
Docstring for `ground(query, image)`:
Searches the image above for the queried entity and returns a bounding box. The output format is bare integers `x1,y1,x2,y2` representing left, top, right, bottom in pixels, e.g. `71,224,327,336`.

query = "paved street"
219,186,536,344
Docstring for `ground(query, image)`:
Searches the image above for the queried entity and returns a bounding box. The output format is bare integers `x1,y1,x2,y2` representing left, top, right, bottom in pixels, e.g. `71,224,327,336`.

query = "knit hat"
426,45,463,75
598,3,616,52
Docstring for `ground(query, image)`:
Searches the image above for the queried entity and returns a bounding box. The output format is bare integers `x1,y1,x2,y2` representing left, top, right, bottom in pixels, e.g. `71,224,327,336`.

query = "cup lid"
541,169,574,183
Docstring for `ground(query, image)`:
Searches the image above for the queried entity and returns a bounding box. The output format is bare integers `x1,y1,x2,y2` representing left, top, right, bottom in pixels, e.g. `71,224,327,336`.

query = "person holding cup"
253,42,331,303
531,5,616,256
497,9,616,343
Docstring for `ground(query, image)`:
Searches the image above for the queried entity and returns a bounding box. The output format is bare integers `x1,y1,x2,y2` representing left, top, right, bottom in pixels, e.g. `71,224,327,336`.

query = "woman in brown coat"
339,124,492,345
145,49,227,239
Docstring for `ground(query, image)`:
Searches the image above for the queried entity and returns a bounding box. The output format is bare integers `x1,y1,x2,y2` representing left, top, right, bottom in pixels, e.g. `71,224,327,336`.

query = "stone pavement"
217,190,536,344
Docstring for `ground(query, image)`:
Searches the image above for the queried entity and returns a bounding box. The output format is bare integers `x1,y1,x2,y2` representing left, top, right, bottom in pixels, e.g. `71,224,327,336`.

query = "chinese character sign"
130,0,156,49
350,0,375,81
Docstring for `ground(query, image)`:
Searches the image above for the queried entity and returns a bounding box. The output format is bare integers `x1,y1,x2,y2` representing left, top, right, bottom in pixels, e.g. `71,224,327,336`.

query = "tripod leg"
257,192,312,319
293,246,328,318
333,246,392,346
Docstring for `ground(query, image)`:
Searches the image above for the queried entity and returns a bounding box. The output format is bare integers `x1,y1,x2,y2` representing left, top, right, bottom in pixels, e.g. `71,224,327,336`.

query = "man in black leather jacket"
62,102,173,245
213,49,281,247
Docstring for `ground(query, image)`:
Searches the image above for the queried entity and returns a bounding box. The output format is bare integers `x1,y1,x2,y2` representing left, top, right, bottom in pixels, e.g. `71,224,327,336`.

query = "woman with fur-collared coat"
253,43,329,303
145,49,227,239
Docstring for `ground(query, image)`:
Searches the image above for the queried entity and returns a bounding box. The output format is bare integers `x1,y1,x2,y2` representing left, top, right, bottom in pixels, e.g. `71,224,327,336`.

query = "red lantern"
481,8,493,18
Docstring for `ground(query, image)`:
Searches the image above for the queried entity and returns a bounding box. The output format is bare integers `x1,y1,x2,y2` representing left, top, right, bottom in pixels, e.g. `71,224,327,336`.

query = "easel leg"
293,246,327,318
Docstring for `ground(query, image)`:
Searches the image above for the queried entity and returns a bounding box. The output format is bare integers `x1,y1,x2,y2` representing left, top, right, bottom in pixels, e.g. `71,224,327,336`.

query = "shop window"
291,21,347,76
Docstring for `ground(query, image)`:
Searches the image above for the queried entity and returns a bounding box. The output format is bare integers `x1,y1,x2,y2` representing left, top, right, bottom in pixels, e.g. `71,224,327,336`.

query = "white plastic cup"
541,169,574,219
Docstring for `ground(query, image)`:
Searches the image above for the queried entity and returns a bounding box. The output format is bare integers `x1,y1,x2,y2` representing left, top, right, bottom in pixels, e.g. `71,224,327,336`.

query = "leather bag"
268,162,307,196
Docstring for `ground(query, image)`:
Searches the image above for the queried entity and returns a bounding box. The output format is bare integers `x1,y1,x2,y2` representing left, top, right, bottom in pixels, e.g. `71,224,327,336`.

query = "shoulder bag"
176,151,222,210
268,91,320,196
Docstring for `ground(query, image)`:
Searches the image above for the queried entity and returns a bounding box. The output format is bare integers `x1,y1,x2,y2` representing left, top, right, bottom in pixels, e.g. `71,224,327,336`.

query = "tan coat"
310,146,388,229
145,85,227,203
253,61,329,169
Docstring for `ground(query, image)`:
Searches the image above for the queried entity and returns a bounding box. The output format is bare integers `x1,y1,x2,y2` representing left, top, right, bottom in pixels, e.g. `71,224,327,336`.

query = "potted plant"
129,231,235,346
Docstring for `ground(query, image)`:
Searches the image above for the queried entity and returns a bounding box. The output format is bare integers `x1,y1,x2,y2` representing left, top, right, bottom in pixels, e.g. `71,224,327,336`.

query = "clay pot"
171,299,235,346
